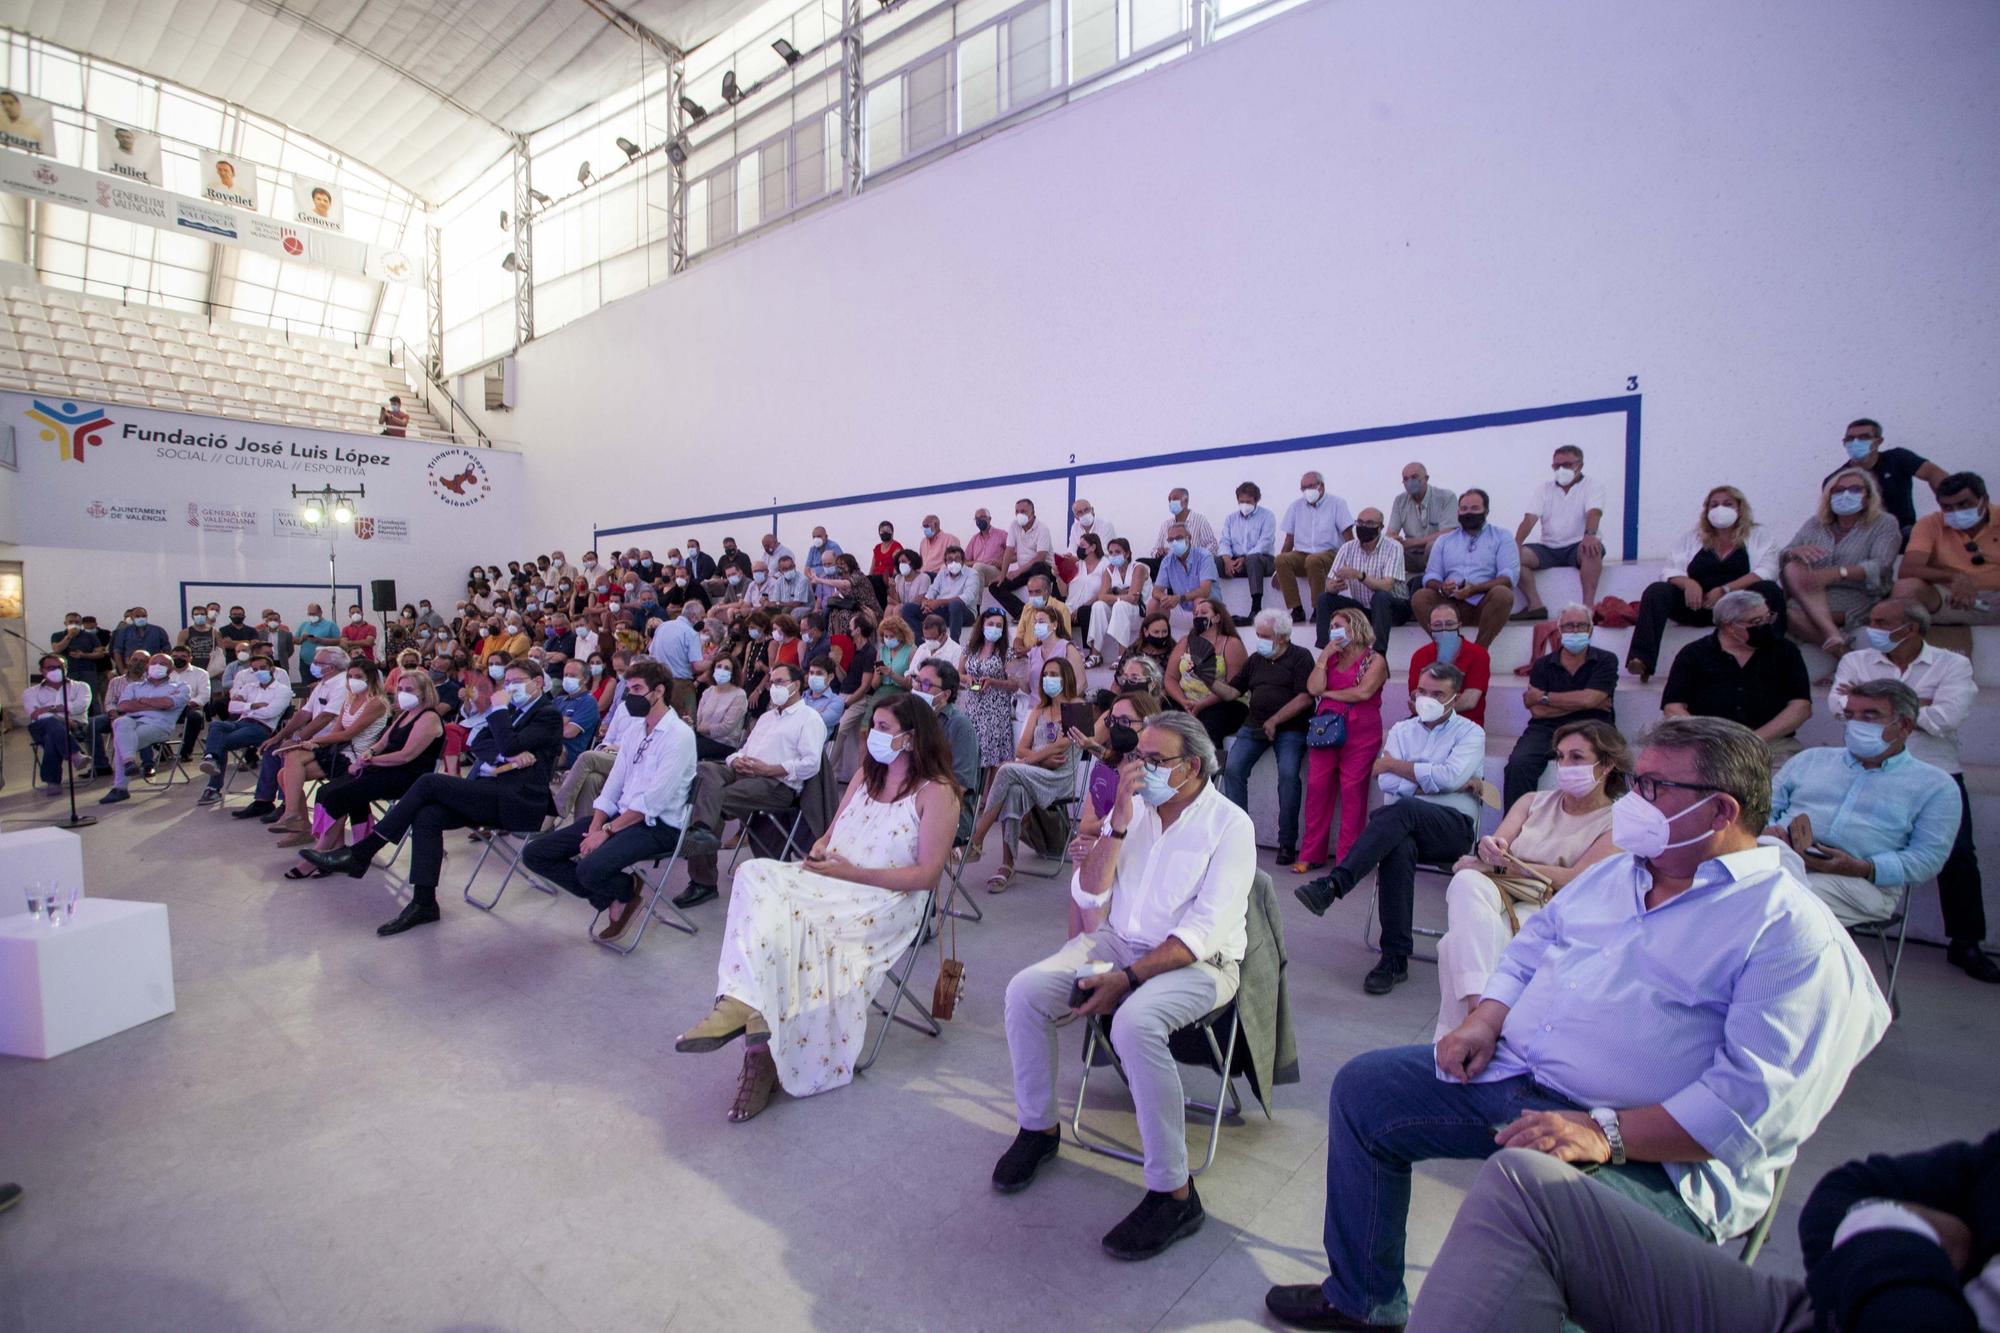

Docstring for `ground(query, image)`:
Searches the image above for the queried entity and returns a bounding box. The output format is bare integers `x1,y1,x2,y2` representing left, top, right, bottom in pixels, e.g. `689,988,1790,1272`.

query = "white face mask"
983,624,1004,643
1610,790,1720,860
237,650,251,662
146,664,169,680
1554,763,1599,797
1706,504,1739,530
1303,486,1323,504
1553,465,1578,486
350,614,363,624
866,729,901,764
768,683,794,707
44,668,63,684
1032,622,1052,641
1014,512,1032,527
945,561,963,576
396,691,420,710
1412,694,1450,724
345,676,368,694
714,666,733,685
1238,502,1256,517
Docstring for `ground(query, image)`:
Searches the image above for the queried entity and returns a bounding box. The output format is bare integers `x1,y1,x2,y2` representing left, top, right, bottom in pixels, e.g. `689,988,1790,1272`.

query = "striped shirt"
1328,535,1407,606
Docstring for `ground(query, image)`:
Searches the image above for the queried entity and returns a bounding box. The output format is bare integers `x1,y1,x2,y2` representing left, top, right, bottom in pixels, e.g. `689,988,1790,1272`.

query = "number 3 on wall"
1625,376,1639,391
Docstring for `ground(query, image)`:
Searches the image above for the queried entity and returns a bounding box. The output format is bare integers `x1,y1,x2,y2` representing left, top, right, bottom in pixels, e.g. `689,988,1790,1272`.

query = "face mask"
65,621,79,631
714,666,734,685
1404,477,1425,497
1706,505,1738,529
1412,694,1450,723
1610,790,1720,860
1106,722,1138,756
1353,525,1380,544
1744,623,1778,650
608,602,622,613
507,682,534,706
878,531,894,544
974,516,991,532
1560,631,1592,654
1145,633,1171,648
810,536,825,548
1119,677,1145,692
1458,512,1486,532
1028,594,1047,608
1075,511,1094,527
748,628,765,641
561,677,581,694
623,693,651,718
1944,506,1984,531
44,668,63,684
1845,720,1893,760
900,564,919,577
1554,764,1598,797
1032,622,1052,642
133,617,148,628
1075,547,1091,562
429,669,449,683
193,614,207,626
983,625,1004,643
1329,626,1349,648
146,665,169,680
1192,616,1212,635
727,574,742,585
1041,676,1063,698
309,663,325,679
912,688,937,709
879,637,901,652
1167,500,1184,516
237,650,251,663
1553,465,1578,486
1302,487,1323,505
1843,436,1873,461
1862,626,1900,653
1238,502,1256,517
392,690,419,711
173,661,191,673
1107,554,1127,569
255,670,274,685
350,615,363,624
768,683,795,708
588,662,604,677
345,676,367,695
1015,512,1032,528
1139,761,1181,806
808,674,829,694
1829,490,1864,517
1168,538,1190,558
1258,638,1281,657
488,664,506,681
922,525,938,539
866,729,902,764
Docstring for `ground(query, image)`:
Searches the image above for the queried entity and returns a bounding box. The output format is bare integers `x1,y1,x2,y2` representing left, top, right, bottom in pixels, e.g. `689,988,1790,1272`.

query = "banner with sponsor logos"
4,392,523,620
0,149,410,283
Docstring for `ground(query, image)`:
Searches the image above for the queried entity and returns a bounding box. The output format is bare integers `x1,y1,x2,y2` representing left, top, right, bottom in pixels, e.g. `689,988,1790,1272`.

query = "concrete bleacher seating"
0,281,454,441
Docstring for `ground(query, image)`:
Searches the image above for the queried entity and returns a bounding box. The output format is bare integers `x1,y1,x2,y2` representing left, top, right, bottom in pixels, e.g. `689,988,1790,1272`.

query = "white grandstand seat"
0,349,22,369
174,374,206,395
140,370,175,391
83,313,117,334
117,318,148,337
129,335,161,357
20,334,58,355
43,291,78,310
222,352,253,371
91,329,122,349
104,365,143,388
273,389,303,407
52,323,88,346
213,336,242,355
231,368,262,387
22,353,59,376
78,295,115,315
167,357,201,378
184,330,215,350
13,317,52,338
212,380,247,400
98,347,135,368
58,341,95,363
134,352,169,372
4,285,36,302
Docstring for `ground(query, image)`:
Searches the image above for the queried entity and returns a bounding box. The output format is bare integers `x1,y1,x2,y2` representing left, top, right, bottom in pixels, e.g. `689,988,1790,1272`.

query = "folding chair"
1013,793,1081,880
463,823,558,911
1850,900,1911,1020
1069,1001,1243,1179
1738,1162,1791,1264
940,839,983,922
140,715,198,790
726,804,808,873
856,885,943,1073
28,719,94,791
1361,780,1500,964
590,802,699,956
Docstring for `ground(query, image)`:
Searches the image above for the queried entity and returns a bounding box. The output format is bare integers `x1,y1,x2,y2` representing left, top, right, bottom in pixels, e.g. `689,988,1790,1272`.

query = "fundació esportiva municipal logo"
28,400,112,463
427,448,492,508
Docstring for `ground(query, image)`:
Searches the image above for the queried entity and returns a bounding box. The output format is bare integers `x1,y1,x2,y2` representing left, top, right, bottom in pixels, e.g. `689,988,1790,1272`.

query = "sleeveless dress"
962,649,1016,767
716,783,936,1097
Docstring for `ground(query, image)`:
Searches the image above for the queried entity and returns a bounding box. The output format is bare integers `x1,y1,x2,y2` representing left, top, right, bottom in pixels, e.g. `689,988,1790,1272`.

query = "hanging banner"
0,149,407,282
292,176,344,232
95,120,164,185
199,149,258,211
0,90,53,155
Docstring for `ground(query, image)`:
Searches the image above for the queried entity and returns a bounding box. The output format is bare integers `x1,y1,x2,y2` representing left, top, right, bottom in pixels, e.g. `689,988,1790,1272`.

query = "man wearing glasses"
1660,589,1813,771
1892,470,1998,625
1264,716,1890,1332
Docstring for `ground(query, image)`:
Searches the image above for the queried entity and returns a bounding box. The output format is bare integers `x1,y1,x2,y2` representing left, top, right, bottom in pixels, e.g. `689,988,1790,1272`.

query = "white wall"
498,0,2000,559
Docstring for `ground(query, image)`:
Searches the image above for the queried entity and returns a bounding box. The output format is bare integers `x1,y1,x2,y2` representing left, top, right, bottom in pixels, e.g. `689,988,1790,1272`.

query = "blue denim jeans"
1322,1045,1702,1325
1222,725,1306,853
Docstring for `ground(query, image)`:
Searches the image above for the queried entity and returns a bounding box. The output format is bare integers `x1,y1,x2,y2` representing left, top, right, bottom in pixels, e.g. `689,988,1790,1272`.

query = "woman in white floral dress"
675,693,962,1121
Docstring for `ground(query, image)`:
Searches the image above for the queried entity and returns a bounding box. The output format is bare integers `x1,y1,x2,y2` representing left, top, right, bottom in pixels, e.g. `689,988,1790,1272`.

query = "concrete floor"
2,734,1996,1333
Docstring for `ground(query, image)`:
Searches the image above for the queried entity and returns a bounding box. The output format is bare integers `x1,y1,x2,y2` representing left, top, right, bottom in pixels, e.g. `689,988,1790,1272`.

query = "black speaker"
370,579,398,612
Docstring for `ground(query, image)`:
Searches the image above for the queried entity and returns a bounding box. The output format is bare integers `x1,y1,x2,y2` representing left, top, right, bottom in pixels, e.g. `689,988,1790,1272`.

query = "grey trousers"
555,749,616,825
1004,930,1238,1193
1406,1149,1812,1333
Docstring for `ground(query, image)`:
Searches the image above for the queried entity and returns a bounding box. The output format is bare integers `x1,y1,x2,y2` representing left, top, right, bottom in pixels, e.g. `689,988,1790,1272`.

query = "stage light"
722,71,742,103
772,38,801,64
527,187,553,207
665,138,688,167
499,208,509,230
679,95,708,122
577,161,593,185
500,253,520,273
333,502,354,524
302,502,323,524
616,136,641,161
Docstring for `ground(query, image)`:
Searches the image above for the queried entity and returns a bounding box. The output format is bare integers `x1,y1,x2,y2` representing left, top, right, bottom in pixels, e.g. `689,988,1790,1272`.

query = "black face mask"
429,669,448,683
974,517,991,532
1107,722,1138,756
1458,512,1487,532
1118,677,1145,692
1191,616,1211,635
1354,524,1380,544
1144,634,1171,648
1744,623,1778,650
1076,548,1090,561
623,693,652,718
229,614,245,624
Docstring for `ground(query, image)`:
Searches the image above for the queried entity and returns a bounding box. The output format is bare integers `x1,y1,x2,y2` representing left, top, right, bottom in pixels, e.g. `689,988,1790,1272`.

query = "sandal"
1287,861,1320,876
282,865,330,881
727,1047,779,1123
267,818,309,835
275,830,314,849
985,866,1016,894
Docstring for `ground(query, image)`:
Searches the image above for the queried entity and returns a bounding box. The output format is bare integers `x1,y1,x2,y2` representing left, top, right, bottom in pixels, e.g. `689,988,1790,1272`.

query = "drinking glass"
23,881,44,922
62,882,82,920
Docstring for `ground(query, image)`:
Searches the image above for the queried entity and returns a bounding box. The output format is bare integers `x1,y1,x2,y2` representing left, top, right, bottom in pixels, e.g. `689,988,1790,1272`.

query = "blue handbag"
1306,703,1347,749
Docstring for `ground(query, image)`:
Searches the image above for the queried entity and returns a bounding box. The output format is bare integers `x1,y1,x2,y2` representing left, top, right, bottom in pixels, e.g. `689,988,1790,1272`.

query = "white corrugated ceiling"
5,0,754,202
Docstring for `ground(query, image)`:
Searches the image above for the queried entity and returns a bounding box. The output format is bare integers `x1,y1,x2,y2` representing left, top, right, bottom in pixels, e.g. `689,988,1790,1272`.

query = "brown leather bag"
932,907,965,1021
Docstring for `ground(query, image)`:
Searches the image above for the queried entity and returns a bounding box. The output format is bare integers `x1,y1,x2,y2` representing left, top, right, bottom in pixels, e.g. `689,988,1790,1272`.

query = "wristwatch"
1122,965,1142,992
1589,1107,1626,1165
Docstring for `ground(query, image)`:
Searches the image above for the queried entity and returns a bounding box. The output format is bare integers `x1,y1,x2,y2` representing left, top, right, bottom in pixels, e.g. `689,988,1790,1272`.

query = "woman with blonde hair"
1626,484,1787,681
1780,468,1902,657
269,658,390,846
1292,606,1389,874
286,673,446,879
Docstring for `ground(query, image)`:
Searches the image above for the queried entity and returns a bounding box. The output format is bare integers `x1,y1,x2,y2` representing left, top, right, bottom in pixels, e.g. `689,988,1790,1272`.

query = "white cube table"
0,828,87,906
0,900,175,1059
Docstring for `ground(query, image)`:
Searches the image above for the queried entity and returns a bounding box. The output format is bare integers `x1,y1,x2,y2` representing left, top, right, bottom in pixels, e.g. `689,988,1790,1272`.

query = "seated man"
905,544,981,641
1147,523,1218,619
553,658,646,824
1662,589,1812,769
24,656,92,795
521,661,696,942
1500,603,1618,809
552,659,601,769
670,662,828,909
1217,481,1277,615
1768,678,1959,928
1274,471,1355,625
1409,489,1519,647
1891,469,1998,624
762,550,812,614
1212,609,1316,864
1387,460,1455,574
97,652,190,804
994,712,1255,1260
229,647,365,819
1294,663,1485,994
1315,507,1408,651
1265,715,1891,1332
1405,1130,2000,1333
1512,443,1607,619
914,658,981,843
800,656,847,733
907,614,963,675
990,498,1058,617
304,662,565,936
1145,487,1218,575
196,651,292,804
168,646,212,762
1405,600,1489,726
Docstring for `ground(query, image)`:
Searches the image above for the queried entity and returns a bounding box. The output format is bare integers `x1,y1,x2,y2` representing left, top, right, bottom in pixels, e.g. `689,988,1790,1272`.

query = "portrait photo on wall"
199,148,258,210
0,89,54,154
96,119,164,185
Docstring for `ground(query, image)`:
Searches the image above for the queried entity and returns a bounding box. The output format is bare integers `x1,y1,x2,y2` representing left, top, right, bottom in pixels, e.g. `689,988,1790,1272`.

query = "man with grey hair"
1829,598,1995,981
1266,715,1890,1332
994,709,1255,1261
1767,677,1960,929
1501,602,1619,808
1296,661,1486,994
1662,588,1812,770
228,645,355,821
1212,608,1316,863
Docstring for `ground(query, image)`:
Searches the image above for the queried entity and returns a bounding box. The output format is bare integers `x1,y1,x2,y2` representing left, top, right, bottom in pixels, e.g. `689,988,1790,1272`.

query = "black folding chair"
856,884,943,1073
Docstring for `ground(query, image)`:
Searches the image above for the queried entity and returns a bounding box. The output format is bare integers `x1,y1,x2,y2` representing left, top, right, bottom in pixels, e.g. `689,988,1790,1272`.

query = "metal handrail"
387,340,494,449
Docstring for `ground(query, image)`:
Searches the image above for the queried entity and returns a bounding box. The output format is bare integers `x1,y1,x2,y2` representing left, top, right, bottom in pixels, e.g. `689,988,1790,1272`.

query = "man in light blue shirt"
1768,677,1960,927
1217,481,1278,614
649,600,706,720
97,651,191,803
1411,487,1520,647
800,659,846,733
760,554,812,612
1273,469,1356,623
1148,525,1218,614
1263,715,1890,1333
295,602,339,680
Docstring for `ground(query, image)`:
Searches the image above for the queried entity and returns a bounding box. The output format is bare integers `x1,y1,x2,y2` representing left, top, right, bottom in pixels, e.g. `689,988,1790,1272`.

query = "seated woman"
270,659,391,845
888,550,930,628
1117,610,1176,688
834,614,915,773
1063,688,1161,935
1431,719,1626,1041
1018,602,1087,690
1780,468,1902,659
386,649,423,696
673,694,961,1122
1165,597,1249,747
1067,532,1108,662
584,651,615,711
1626,484,1786,681
286,675,447,880
814,551,881,636
1088,536,1150,665
1293,606,1389,875
694,657,748,761
969,657,1082,892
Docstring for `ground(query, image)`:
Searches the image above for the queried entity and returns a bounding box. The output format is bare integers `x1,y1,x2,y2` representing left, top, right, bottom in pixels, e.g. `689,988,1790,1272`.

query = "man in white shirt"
995,712,1256,1262
1147,487,1219,572
1827,598,1994,982
168,646,213,763
521,661,696,942
1514,444,1608,619
196,650,293,803
992,498,1058,617
25,655,93,794
229,647,353,820
1067,498,1116,553
1274,470,1357,624
672,663,827,908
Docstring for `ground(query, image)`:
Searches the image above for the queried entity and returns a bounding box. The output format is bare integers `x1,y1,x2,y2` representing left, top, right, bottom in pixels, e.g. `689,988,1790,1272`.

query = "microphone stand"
1,626,96,829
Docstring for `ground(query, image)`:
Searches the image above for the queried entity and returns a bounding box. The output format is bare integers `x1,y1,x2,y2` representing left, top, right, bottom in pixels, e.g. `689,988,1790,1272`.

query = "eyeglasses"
1629,774,1724,802
1134,750,1183,767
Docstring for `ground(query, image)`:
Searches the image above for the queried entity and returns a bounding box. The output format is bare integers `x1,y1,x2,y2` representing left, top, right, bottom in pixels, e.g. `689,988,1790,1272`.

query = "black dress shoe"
991,1128,1060,1194
1363,954,1409,995
672,882,719,910
1276,846,1298,866
1102,1185,1204,1260
1264,1283,1400,1330
231,800,277,820
1949,942,2000,984
376,902,441,937
679,825,720,860
301,847,370,879
1294,871,1346,917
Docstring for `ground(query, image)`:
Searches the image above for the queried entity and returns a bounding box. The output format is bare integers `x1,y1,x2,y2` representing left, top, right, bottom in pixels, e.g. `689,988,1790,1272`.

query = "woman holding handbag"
1290,607,1388,875
1431,719,1626,1040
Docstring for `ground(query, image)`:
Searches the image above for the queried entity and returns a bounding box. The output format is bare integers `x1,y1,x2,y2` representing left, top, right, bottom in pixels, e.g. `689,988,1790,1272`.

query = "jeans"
29,716,79,784
202,719,273,787
521,816,682,910
900,599,975,640
1940,774,1986,945
1321,1045,1704,1326
177,706,205,759
1223,726,1307,854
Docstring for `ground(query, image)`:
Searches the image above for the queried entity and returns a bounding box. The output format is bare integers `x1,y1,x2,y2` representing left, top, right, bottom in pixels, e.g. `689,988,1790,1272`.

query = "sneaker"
198,757,221,776
1263,1284,1399,1330
991,1128,1060,1194
196,788,223,806
1102,1185,1204,1261
1363,954,1409,995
